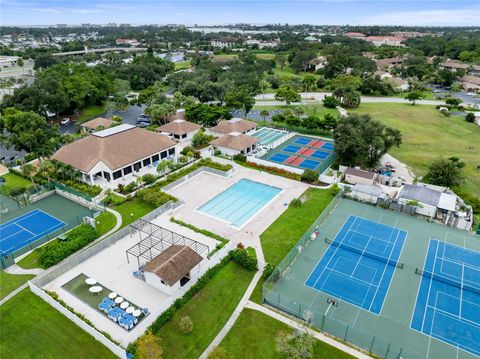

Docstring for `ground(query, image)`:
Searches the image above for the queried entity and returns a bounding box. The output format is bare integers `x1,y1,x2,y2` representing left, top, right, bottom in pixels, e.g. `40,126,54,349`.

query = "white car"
61,118,71,125
467,92,477,97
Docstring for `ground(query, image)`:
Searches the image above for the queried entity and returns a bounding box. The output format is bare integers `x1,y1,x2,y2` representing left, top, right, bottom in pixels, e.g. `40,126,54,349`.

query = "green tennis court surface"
264,196,480,359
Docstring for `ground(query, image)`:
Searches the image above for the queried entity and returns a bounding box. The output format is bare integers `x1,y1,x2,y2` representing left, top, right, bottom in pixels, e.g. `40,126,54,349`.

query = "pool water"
197,179,282,228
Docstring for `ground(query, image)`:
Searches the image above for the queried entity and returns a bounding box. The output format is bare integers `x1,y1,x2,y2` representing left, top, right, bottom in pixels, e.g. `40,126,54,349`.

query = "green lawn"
218,309,355,359
113,199,156,228
175,60,192,70
0,288,116,358
352,103,480,199
261,188,333,266
158,261,255,359
0,271,34,300
253,103,338,119
94,210,117,236
0,172,33,195
77,104,107,124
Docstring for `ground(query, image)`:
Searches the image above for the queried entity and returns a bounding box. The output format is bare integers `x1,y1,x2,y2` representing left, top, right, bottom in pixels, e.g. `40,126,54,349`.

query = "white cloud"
70,9,104,14
33,7,62,13
363,8,480,26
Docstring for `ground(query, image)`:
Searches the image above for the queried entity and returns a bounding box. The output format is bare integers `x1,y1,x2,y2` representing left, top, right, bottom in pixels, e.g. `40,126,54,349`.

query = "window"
168,148,175,156
160,151,167,159
133,162,142,171
103,172,111,181
174,134,180,139
113,170,122,180
182,134,187,139
143,158,151,166
123,165,132,175
152,154,159,162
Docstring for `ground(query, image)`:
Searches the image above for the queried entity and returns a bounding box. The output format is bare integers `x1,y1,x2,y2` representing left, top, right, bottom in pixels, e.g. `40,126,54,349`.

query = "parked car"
136,121,149,128
60,118,71,125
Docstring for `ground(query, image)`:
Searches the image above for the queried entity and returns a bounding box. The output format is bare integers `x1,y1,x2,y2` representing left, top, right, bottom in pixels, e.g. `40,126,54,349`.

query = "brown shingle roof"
210,133,258,151
460,76,480,85
155,119,201,135
82,117,114,130
345,167,376,180
209,118,256,134
144,245,203,287
52,126,176,173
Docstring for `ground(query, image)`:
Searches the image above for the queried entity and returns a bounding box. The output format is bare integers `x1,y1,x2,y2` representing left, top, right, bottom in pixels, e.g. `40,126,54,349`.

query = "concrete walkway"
245,301,373,359
99,207,123,240
0,282,29,306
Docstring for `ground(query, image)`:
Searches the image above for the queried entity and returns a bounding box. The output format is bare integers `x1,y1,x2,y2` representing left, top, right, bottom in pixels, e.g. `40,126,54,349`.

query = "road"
254,92,445,106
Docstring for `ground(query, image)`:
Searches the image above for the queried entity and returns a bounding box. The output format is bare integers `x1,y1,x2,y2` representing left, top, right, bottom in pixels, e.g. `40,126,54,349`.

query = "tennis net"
325,238,404,269
415,268,480,295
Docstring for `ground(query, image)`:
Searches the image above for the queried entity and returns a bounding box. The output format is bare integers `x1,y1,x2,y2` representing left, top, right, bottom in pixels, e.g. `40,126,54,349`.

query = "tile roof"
81,117,114,130
345,167,376,180
52,126,175,173
209,118,256,134
144,245,203,287
155,119,202,135
210,133,258,151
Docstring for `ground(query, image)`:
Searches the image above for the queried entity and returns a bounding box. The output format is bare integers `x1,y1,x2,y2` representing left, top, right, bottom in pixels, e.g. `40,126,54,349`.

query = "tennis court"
306,216,407,315
251,127,288,146
264,197,480,359
262,134,335,172
411,239,480,357
0,209,66,255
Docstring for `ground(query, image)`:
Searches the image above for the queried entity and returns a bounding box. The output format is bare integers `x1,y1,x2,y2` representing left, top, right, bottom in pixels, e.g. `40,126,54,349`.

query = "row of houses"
344,32,404,47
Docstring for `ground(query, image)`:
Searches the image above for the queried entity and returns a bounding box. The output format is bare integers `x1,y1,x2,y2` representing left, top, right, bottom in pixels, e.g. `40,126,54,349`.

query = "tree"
465,112,475,123
17,58,24,67
301,169,319,183
275,86,301,106
405,91,424,105
0,108,60,158
302,75,316,92
302,115,320,129
275,54,287,69
424,157,465,188
21,163,38,190
224,88,255,118
445,97,462,108
146,103,176,125
186,104,231,127
260,109,270,121
320,114,337,130
172,91,197,109
38,159,55,184
178,316,194,334
191,129,213,149
334,113,402,167
341,90,361,109
276,328,314,359
207,347,233,359
322,96,339,109
157,160,174,178
136,330,163,359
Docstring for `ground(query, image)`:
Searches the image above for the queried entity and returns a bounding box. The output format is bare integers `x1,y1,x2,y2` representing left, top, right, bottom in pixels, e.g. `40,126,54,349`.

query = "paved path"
99,208,123,240
0,282,29,306
254,92,444,106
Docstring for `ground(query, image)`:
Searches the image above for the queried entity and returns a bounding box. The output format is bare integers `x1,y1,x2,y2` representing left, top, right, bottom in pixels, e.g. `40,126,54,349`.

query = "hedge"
231,247,258,271
240,161,301,181
62,180,102,197
135,188,176,207
39,224,98,268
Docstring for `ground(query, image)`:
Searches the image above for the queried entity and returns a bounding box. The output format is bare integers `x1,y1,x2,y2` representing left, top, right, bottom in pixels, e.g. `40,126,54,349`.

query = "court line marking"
421,240,441,333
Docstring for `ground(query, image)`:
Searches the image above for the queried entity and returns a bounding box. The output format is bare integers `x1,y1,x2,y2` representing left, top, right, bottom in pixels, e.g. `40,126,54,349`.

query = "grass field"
217,309,355,359
353,103,480,198
0,271,34,300
158,261,255,359
77,104,107,123
0,289,116,358
175,60,192,70
261,188,333,266
0,172,32,195
113,198,156,228
253,103,338,119
94,210,117,236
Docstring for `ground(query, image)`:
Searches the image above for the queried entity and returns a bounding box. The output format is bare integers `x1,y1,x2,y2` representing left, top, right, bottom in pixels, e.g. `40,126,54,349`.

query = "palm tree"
21,163,38,190
260,110,270,122
38,159,55,184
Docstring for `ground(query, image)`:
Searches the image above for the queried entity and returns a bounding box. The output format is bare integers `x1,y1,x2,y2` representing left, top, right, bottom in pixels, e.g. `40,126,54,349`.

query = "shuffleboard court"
0,209,66,255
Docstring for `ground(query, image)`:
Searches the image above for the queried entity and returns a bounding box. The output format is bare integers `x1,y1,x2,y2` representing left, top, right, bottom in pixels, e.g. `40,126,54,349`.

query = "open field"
0,289,116,358
113,198,156,228
157,261,255,359
260,188,333,266
353,103,480,198
253,103,338,118
175,60,192,70
77,104,107,123
218,308,355,359
0,172,32,195
0,271,34,300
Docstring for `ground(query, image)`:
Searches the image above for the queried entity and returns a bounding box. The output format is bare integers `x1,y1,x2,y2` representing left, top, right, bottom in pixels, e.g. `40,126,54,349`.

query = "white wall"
144,262,203,296
397,198,436,217
345,174,375,186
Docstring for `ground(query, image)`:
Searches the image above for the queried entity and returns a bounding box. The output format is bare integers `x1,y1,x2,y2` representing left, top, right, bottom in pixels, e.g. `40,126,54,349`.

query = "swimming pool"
197,179,282,228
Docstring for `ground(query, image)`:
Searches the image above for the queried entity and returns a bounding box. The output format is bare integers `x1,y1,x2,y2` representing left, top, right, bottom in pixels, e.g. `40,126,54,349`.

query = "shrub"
263,263,275,279
181,146,195,156
103,193,125,206
192,129,214,149
124,181,137,193
136,187,176,207
271,114,286,123
231,247,257,271
465,112,475,123
39,224,98,267
142,173,157,185
289,198,302,208
178,155,188,164
9,186,27,196
232,154,246,162
329,183,341,197
301,169,318,183
323,95,339,108
243,161,301,181
62,180,102,197
178,316,194,334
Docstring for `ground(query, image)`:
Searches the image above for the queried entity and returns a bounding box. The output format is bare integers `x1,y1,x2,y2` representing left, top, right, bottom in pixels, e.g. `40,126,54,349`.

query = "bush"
181,146,195,156
301,169,318,183
39,224,98,267
9,186,27,196
289,198,302,208
263,263,275,279
232,154,246,162
63,180,102,197
136,188,176,207
323,95,339,108
103,193,125,206
329,183,341,197
271,114,286,123
192,129,214,149
178,316,193,334
465,112,475,123
142,173,157,185
231,247,257,271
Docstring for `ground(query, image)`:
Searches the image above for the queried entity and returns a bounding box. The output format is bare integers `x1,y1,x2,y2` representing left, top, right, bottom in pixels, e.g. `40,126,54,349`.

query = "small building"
365,36,404,47
396,184,456,218
155,119,202,141
344,32,367,39
81,117,115,133
376,57,403,70
143,245,203,295
210,132,258,156
52,124,176,185
307,56,328,71
344,168,377,186
348,184,385,204
458,76,480,93
208,118,256,136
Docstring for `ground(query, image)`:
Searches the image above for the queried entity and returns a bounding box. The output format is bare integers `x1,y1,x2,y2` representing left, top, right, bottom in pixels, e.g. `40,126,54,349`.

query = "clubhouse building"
52,124,176,186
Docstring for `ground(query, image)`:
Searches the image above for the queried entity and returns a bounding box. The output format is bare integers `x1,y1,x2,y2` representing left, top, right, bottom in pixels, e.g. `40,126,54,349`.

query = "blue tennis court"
270,153,289,162
294,137,311,145
283,145,301,153
411,239,480,356
299,159,320,169
311,150,330,160
306,216,407,315
321,142,334,151
0,209,66,255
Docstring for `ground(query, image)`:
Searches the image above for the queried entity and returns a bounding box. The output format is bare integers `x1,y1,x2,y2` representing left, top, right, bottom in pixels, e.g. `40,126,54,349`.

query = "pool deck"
166,163,308,250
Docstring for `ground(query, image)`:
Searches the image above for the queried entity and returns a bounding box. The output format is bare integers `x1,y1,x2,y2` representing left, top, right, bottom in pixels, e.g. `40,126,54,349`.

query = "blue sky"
1,0,479,26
